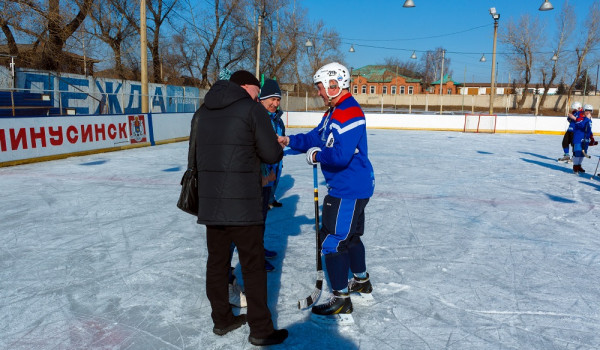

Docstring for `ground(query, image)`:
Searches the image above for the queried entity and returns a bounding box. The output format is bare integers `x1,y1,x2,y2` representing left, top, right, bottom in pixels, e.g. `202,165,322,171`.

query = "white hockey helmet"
571,101,582,110
313,62,350,99
583,104,593,112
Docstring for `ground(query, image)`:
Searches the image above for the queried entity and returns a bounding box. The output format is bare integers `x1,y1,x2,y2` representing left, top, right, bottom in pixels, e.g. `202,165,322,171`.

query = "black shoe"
264,248,277,259
248,329,288,346
213,314,247,336
311,291,352,315
265,260,275,272
270,200,283,208
348,273,373,294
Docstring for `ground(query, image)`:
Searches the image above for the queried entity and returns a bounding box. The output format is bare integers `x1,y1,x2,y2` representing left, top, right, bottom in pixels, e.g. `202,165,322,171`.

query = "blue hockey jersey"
288,93,375,199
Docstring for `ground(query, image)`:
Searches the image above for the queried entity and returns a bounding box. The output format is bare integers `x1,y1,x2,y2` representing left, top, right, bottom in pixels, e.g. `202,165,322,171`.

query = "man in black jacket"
194,70,287,346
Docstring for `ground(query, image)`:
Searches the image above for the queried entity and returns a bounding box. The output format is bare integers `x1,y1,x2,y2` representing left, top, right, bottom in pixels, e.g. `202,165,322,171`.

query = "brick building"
351,65,422,95
429,74,462,95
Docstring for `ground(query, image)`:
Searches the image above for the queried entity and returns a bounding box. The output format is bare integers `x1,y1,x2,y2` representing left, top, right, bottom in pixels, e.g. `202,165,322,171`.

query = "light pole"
350,66,354,94
439,49,445,114
489,7,500,115
394,65,398,112
255,7,266,78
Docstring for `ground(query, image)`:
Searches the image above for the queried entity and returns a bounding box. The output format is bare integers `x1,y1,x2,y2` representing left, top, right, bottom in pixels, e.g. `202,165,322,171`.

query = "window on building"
361,85,367,94
353,85,358,94
382,86,388,94
370,85,376,94
400,86,405,94
391,86,397,94
408,86,414,95
447,88,452,95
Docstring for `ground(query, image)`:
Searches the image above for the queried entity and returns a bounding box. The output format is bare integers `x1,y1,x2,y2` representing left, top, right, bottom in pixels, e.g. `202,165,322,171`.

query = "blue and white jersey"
288,93,375,199
262,110,285,187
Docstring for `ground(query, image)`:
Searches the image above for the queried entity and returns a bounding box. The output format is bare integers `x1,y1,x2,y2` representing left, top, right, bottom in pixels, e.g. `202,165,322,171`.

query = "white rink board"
1,110,596,165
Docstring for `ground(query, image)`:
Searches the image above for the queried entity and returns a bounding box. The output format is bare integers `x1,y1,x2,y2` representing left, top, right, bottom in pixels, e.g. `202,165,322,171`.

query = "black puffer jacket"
195,80,283,225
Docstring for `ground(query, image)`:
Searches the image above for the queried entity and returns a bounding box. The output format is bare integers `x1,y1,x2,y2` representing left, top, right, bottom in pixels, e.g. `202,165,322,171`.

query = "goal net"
463,114,497,133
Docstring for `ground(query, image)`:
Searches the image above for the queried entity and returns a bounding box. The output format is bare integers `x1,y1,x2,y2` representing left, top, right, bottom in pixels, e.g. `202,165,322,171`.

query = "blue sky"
302,0,599,84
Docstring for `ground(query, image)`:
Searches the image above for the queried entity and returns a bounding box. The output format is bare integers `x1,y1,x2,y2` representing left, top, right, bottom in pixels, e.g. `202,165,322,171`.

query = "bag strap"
187,108,201,170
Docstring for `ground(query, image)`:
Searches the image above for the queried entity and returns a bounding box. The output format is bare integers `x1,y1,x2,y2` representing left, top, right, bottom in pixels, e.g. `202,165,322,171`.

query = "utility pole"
439,49,445,114
140,0,149,113
255,4,265,78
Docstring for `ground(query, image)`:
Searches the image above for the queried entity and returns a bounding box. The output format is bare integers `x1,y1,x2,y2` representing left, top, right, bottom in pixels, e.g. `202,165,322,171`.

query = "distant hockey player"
558,101,582,163
278,62,375,324
572,104,596,173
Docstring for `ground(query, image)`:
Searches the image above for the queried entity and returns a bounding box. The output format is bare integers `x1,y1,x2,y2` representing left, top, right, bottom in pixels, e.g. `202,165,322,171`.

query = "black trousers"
206,225,274,337
562,130,574,150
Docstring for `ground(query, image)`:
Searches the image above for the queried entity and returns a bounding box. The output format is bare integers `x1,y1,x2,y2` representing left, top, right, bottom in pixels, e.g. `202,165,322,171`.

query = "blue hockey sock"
354,272,367,279
324,251,350,291
348,237,366,273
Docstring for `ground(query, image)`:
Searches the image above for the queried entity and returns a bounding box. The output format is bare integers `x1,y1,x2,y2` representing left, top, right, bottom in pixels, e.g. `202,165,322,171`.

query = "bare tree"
167,0,242,87
303,21,342,78
0,2,23,56
563,1,600,110
500,14,544,109
230,0,341,87
420,47,451,89
114,0,179,83
383,57,421,78
539,0,574,112
0,0,93,72
146,0,180,82
88,0,137,79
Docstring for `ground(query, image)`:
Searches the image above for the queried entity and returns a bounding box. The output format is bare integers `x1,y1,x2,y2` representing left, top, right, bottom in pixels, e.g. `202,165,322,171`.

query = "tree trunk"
109,39,126,79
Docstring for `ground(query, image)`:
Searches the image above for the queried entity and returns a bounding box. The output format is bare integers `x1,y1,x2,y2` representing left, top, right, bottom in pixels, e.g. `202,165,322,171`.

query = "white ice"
2,129,600,349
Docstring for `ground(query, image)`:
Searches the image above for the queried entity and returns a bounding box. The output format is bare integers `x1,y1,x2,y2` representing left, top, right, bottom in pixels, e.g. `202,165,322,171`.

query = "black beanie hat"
230,70,260,87
260,79,282,100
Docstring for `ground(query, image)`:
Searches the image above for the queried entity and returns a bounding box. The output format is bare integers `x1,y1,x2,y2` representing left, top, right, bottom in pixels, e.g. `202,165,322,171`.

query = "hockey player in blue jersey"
558,101,582,163
278,62,375,323
572,104,596,173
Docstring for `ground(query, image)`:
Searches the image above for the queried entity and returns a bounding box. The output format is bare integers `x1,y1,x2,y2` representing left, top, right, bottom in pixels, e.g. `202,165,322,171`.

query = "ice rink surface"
2,129,600,349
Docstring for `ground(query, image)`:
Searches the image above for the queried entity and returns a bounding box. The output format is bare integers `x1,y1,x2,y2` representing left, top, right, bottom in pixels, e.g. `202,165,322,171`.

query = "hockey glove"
591,136,598,146
306,147,321,165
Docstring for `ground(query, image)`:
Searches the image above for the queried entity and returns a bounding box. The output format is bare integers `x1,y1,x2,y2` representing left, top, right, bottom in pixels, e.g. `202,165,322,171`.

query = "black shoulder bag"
177,111,200,216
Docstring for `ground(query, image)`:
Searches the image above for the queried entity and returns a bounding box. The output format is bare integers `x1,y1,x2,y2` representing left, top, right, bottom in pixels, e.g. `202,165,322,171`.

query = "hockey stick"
298,164,324,309
594,157,600,177
582,149,591,159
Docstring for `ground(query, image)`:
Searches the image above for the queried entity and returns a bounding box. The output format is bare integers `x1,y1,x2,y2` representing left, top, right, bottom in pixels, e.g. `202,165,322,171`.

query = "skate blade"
310,313,354,326
350,292,375,305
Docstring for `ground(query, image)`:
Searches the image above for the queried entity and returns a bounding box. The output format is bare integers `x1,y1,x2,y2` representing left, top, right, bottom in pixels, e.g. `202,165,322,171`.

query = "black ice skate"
348,274,375,304
310,290,354,325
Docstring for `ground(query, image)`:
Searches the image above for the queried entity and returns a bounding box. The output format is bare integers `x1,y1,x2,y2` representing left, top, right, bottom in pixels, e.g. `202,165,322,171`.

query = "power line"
338,24,491,42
